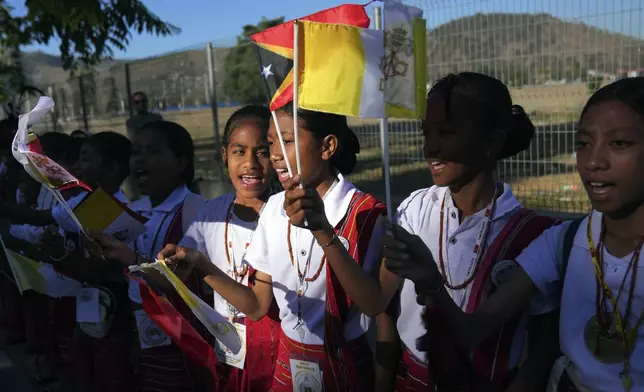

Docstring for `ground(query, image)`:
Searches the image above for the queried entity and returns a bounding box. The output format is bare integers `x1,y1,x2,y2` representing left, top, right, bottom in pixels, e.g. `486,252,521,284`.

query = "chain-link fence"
17,0,644,214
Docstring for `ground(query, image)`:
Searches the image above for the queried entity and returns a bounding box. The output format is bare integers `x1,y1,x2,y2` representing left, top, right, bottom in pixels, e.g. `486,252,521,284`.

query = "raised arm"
382,222,560,353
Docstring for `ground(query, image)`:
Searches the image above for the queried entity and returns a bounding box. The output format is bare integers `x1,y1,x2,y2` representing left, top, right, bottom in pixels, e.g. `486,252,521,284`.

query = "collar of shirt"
428,183,521,223
279,172,357,228
130,185,190,214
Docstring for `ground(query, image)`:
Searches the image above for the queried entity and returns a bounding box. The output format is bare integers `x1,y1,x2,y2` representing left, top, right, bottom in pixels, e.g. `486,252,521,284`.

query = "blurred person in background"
125,92,163,201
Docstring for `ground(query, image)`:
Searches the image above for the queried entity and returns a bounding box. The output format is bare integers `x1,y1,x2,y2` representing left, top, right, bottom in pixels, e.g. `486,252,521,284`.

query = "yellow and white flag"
383,0,427,119
297,20,385,118
74,188,148,243
0,235,83,297
129,260,243,354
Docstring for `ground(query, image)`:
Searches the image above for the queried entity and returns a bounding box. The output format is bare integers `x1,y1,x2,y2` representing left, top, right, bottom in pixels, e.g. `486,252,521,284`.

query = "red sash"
325,192,386,391
217,267,281,392
135,203,219,389
424,209,558,391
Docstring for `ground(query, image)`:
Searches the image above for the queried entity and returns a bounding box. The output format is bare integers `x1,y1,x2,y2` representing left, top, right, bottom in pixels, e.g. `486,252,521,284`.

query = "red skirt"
69,300,135,392
271,333,374,392
217,312,281,392
395,346,433,392
132,311,215,392
51,297,77,371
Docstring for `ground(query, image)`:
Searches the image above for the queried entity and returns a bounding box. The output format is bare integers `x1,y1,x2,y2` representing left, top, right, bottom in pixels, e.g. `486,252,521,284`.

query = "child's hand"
382,223,443,293
88,230,137,265
281,174,329,231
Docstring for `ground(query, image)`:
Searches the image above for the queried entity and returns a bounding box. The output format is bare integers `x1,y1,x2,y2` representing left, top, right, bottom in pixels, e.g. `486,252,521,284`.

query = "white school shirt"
180,193,258,318
517,210,644,392
395,184,552,365
10,185,59,244
245,173,385,345
127,185,191,304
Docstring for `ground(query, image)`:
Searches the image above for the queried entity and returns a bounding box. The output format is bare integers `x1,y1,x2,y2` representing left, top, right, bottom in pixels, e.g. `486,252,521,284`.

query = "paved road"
0,348,44,392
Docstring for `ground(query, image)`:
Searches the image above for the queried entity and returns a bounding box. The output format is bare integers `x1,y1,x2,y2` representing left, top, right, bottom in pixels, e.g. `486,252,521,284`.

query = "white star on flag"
261,64,273,79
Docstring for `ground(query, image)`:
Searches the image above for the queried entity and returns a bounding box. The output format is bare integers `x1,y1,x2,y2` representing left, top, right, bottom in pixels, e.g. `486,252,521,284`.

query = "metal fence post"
125,63,133,118
206,42,224,181
78,74,89,132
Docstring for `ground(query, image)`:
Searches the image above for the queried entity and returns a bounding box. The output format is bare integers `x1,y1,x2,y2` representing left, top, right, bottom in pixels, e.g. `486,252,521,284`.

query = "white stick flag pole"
292,20,303,186
375,6,393,221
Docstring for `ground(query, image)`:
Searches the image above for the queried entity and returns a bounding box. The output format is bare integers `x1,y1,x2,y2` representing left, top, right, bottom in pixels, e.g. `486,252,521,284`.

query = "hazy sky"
8,0,643,59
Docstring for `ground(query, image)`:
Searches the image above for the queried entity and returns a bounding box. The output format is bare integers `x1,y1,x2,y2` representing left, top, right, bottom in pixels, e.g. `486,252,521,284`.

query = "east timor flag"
251,4,371,111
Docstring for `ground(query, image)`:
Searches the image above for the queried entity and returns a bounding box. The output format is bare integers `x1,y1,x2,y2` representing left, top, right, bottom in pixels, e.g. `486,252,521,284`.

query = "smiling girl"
384,76,644,391
158,105,387,392
376,73,559,392
177,105,281,392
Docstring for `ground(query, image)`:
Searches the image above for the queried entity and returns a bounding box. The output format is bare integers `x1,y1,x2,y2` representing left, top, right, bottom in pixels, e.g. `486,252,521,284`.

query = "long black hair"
428,72,535,160
279,103,360,175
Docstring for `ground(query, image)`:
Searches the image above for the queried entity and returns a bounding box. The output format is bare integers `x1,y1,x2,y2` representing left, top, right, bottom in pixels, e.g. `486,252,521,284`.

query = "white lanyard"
224,200,265,283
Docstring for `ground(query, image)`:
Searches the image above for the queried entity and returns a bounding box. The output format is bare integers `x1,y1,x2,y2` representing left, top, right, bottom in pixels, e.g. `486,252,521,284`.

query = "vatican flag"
383,0,427,119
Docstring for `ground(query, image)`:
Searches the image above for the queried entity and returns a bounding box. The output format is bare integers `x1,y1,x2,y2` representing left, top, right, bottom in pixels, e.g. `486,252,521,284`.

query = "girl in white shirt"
374,72,559,392
384,77,644,392
92,121,211,392
158,104,386,392
179,105,281,392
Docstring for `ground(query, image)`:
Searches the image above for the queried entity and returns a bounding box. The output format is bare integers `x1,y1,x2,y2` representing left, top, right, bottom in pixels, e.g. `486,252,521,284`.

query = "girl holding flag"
376,72,560,391
156,104,386,392
176,105,281,392
384,77,644,391
90,120,212,392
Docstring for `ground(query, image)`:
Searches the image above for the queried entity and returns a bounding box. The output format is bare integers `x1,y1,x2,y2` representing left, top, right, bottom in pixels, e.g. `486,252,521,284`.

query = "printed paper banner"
129,260,243,354
11,96,90,191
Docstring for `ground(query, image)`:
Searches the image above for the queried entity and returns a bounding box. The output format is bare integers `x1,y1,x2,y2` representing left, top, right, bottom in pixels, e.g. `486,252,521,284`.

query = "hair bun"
500,104,534,159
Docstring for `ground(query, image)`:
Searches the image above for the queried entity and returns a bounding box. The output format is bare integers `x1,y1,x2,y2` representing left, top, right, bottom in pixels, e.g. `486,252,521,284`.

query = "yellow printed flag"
383,0,427,119
0,235,83,297
297,20,385,118
74,188,147,243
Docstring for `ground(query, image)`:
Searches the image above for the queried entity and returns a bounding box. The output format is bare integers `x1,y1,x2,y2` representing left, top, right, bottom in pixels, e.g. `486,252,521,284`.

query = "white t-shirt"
127,185,191,303
181,193,258,319
10,185,59,244
245,173,384,345
517,210,644,391
395,184,552,365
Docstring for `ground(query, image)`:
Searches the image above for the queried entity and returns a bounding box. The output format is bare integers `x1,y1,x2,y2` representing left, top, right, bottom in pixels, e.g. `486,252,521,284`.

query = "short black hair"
86,131,132,183
278,103,360,175
428,72,535,159
581,77,644,121
38,132,71,165
223,105,270,147
138,121,195,187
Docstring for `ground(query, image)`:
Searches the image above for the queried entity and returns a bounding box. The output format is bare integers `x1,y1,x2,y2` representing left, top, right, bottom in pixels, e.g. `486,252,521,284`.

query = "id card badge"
76,288,100,323
215,322,247,369
133,309,172,349
288,357,323,392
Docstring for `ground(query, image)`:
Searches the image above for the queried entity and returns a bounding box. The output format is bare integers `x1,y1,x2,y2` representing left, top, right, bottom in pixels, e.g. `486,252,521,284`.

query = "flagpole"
375,6,393,221
292,20,303,185
270,111,294,177
50,189,89,238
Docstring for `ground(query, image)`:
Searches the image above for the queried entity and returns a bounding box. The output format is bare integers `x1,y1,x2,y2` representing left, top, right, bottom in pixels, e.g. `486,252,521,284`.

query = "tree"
0,0,180,70
222,17,284,105
0,0,179,116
